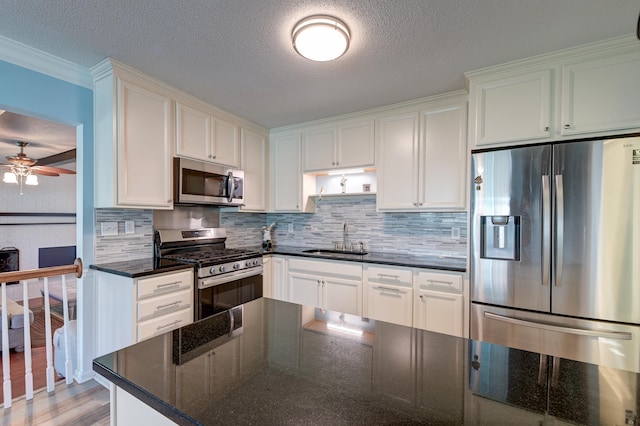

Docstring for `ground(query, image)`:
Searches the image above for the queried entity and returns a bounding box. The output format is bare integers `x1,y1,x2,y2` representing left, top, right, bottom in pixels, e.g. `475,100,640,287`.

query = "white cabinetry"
175,99,240,167
413,271,464,337
377,93,467,211
270,255,288,301
467,36,640,148
270,132,315,212
364,265,413,327
239,128,268,211
92,59,174,209
288,258,362,316
303,119,375,172
94,268,194,356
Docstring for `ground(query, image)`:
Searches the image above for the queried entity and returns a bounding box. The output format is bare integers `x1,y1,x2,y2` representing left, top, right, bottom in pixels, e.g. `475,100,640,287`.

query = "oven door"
197,271,262,320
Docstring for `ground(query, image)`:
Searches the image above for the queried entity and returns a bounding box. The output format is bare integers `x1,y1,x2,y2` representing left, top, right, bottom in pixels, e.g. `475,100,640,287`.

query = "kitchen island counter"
268,245,466,272
93,298,639,425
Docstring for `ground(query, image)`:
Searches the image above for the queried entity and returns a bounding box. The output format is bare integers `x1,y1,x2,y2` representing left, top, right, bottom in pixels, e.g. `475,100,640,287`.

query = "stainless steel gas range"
155,228,263,321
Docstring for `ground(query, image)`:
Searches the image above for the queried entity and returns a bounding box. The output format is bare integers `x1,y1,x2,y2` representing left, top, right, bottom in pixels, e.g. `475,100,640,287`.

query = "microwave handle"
226,171,234,202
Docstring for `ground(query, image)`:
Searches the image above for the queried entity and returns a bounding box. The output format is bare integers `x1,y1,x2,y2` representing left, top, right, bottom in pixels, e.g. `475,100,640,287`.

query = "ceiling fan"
1,141,76,194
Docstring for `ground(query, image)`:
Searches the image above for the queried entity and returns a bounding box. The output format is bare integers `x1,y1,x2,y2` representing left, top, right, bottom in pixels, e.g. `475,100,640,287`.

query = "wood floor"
1,379,110,425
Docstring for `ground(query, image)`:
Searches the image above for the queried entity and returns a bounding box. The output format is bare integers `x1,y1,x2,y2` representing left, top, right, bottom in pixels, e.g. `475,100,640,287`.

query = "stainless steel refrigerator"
470,134,640,374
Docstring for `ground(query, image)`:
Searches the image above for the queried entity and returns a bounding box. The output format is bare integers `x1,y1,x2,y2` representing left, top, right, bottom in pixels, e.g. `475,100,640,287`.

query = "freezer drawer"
471,303,640,373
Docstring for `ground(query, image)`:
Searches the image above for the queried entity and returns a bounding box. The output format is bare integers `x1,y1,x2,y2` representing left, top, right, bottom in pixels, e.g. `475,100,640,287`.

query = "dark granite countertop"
90,258,195,278
267,245,467,272
93,298,638,425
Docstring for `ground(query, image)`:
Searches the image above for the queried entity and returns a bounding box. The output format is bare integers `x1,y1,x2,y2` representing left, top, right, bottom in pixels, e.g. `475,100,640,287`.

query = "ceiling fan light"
292,15,350,61
25,174,38,185
3,171,18,184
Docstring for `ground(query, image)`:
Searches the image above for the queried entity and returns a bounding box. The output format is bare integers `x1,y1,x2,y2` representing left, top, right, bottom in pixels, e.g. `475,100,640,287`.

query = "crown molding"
0,34,92,88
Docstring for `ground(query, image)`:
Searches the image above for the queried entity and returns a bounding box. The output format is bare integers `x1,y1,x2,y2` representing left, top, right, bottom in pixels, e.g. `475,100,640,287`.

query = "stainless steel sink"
302,249,368,256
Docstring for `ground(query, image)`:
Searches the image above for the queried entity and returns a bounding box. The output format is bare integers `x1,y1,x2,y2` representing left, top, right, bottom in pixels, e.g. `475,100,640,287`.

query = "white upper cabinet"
470,69,552,147
239,128,268,212
377,93,467,211
270,132,315,212
175,100,240,167
303,119,375,172
92,60,174,209
467,36,640,148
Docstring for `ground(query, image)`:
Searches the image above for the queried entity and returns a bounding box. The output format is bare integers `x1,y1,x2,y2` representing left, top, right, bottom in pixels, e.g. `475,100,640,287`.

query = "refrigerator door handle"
542,175,551,286
554,175,564,287
484,311,633,340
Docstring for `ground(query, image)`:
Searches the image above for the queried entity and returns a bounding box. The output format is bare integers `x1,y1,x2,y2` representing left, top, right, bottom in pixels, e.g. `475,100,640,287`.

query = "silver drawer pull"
377,273,400,279
373,286,401,292
156,281,181,289
427,279,453,286
156,319,182,331
155,301,181,311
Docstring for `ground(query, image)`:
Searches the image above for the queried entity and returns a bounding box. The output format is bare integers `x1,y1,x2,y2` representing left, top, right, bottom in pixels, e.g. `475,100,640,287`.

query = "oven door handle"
199,267,263,289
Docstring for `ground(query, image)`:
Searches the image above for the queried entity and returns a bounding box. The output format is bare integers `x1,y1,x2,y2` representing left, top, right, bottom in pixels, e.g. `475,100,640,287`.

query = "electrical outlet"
288,223,294,233
125,221,135,234
101,222,118,236
451,227,461,240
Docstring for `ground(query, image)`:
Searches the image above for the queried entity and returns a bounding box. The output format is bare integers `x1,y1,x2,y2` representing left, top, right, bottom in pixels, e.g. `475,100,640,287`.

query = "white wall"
0,173,76,270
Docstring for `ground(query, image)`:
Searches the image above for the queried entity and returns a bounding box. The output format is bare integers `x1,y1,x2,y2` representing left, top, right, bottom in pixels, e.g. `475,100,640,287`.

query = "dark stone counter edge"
266,248,467,273
93,360,199,426
90,261,195,278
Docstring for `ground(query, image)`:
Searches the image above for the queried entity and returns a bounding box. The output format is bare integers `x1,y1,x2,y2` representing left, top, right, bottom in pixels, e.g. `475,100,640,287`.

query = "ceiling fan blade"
32,168,59,176
36,149,76,166
33,165,75,175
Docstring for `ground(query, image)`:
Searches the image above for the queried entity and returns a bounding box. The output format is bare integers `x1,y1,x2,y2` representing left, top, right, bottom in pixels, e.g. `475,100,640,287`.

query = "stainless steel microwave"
174,157,244,206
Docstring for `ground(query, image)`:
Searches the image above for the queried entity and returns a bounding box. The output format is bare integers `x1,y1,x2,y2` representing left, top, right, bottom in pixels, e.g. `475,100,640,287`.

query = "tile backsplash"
94,209,154,263
221,195,467,258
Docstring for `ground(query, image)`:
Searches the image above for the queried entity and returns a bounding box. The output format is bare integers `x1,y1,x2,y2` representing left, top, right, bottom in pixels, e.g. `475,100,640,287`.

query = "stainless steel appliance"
155,228,262,320
174,157,244,206
470,134,640,373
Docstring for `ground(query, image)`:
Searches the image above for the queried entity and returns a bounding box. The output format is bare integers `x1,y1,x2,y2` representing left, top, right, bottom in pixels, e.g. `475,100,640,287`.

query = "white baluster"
43,276,55,392
61,274,72,384
2,281,12,408
22,279,34,400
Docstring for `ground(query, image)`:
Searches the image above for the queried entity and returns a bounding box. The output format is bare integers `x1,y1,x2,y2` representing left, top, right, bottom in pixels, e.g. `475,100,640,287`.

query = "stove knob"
219,265,226,273
246,260,254,267
209,266,217,274
233,263,240,270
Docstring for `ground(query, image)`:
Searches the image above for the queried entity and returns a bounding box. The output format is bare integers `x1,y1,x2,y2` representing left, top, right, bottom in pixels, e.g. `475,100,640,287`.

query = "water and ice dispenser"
480,215,521,261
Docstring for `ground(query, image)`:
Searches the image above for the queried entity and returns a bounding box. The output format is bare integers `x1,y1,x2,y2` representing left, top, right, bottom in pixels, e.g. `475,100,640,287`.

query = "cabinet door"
366,283,413,327
324,276,362,316
117,79,173,208
175,101,212,161
420,102,467,209
212,116,240,167
271,256,287,301
377,112,420,210
303,127,336,172
288,271,322,308
240,128,268,211
414,289,463,337
272,133,302,211
471,69,552,147
337,120,375,169
561,51,640,136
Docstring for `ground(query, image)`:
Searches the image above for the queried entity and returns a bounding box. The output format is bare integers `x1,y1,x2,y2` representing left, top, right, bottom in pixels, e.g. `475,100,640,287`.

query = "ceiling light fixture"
292,15,350,61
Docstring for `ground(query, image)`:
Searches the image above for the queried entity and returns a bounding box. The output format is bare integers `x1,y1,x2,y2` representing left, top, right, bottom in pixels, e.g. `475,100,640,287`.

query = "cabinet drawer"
414,271,462,293
289,258,362,279
137,308,192,342
137,270,193,300
365,265,412,287
137,288,192,321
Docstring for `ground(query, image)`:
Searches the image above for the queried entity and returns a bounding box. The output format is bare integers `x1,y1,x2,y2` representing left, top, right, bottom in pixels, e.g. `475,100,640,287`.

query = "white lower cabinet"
287,258,362,316
413,271,464,337
94,268,194,356
270,255,288,301
364,265,413,327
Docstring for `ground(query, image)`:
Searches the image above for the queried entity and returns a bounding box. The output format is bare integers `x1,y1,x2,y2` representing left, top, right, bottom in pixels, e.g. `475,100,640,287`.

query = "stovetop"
161,247,261,266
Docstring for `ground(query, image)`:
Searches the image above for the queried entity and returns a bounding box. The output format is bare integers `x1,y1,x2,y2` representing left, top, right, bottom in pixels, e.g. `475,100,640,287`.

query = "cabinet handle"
155,301,181,311
544,126,550,132
377,273,400,280
155,319,182,331
372,285,401,292
156,281,181,290
564,124,571,129
418,202,423,206
332,162,335,166
427,279,453,287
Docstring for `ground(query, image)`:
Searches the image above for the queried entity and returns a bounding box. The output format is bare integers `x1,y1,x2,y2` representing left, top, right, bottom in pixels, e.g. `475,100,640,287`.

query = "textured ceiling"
0,0,638,132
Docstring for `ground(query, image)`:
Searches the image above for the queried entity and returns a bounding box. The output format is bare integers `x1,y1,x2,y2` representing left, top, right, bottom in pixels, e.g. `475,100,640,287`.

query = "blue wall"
0,59,94,264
